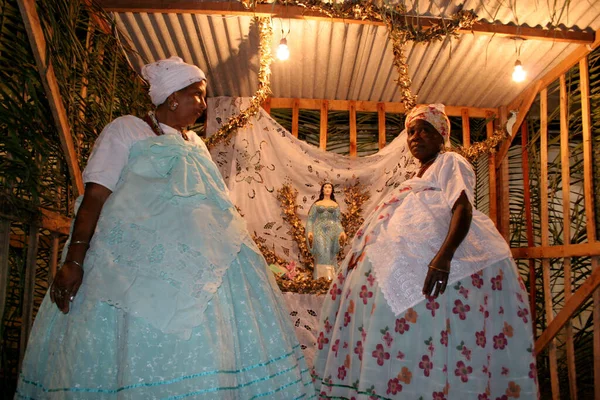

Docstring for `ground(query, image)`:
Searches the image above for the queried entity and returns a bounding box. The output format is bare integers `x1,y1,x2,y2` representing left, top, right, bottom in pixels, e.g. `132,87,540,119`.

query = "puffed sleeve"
436,152,476,208
82,116,140,191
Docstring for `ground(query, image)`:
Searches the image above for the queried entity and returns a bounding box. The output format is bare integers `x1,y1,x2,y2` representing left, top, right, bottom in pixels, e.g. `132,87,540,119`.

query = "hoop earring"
170,101,179,111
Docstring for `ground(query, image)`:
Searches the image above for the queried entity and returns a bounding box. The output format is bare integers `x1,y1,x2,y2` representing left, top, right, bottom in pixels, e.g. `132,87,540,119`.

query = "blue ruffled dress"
16,135,316,399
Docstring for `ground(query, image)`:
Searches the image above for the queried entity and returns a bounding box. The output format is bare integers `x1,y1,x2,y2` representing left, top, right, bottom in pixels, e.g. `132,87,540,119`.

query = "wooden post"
17,0,84,196
291,98,299,138
497,106,510,241
0,219,10,324
320,100,328,150
262,97,271,114
579,57,600,400
486,112,497,225
377,102,386,150
19,224,39,369
540,88,560,399
461,108,470,148
560,74,577,399
349,101,357,157
521,123,537,335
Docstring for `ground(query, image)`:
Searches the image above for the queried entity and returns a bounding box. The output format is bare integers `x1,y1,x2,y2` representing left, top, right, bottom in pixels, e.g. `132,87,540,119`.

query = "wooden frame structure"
3,0,600,397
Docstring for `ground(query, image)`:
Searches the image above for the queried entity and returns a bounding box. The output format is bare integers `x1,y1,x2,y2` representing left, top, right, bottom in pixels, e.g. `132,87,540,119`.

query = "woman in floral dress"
312,104,538,399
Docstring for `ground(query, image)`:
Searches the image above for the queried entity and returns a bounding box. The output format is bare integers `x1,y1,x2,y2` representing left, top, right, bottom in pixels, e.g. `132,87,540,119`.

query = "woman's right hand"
308,232,313,247
50,261,84,314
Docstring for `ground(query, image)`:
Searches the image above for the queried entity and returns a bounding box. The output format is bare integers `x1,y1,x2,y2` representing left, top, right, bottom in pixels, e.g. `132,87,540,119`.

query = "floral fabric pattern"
312,255,539,399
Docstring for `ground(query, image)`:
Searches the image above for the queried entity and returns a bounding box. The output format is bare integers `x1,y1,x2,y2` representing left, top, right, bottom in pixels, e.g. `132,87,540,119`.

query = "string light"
512,59,526,82
277,38,290,61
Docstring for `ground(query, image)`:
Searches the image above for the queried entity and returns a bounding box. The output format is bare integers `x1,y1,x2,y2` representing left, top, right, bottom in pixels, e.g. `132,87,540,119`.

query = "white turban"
142,56,206,106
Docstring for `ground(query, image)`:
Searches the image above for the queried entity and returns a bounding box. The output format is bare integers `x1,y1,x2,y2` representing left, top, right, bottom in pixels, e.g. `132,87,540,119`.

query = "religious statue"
306,183,347,280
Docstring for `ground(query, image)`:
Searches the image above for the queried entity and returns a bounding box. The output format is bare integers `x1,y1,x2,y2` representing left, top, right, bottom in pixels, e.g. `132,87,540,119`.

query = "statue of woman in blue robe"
306,183,346,280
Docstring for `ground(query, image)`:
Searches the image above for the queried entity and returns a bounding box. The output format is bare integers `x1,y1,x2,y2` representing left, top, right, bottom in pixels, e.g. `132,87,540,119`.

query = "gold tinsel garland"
340,181,370,242
276,184,314,268
450,128,508,162
205,17,273,150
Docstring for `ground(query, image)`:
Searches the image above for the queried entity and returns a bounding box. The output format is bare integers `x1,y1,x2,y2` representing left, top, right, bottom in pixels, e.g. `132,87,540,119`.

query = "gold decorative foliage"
276,184,314,268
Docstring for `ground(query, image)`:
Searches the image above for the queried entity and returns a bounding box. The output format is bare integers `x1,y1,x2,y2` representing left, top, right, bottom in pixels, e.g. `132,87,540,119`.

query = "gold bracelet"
428,264,449,274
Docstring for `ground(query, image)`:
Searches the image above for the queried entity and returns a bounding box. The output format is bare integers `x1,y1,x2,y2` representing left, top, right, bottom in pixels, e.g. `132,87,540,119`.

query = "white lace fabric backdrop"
207,97,418,267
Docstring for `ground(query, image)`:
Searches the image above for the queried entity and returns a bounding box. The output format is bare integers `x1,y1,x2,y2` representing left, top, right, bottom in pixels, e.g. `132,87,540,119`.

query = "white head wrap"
405,103,451,148
142,56,206,106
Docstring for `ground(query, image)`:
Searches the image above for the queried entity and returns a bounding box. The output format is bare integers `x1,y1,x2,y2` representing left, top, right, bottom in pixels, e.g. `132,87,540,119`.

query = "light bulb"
277,38,289,61
512,60,526,82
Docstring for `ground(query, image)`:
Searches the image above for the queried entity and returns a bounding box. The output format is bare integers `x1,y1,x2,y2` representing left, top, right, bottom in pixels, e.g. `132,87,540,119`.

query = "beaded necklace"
143,110,189,141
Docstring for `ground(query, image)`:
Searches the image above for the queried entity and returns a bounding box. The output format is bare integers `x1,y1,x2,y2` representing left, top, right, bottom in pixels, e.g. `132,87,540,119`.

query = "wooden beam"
496,80,542,166
496,106,509,241
535,265,600,354
486,112,497,225
320,100,328,150
349,101,357,157
19,224,39,370
98,0,594,44
40,208,71,236
0,220,10,325
511,242,600,259
17,0,84,197
560,74,577,400
461,108,470,148
579,57,600,400
269,98,497,118
291,98,299,138
377,102,386,150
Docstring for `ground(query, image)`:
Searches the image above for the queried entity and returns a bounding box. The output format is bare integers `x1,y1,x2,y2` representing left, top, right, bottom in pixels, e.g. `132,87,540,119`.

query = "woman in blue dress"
16,56,315,399
306,183,346,280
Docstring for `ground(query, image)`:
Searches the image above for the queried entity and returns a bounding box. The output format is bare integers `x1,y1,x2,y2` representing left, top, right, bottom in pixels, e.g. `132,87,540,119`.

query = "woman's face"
323,184,333,196
406,119,444,162
170,80,207,127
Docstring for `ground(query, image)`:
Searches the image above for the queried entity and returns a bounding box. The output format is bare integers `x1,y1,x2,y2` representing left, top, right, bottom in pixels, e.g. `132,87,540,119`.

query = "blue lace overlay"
17,134,316,398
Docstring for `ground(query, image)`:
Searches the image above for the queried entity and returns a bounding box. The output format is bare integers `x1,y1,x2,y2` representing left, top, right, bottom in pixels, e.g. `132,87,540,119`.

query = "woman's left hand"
422,256,451,298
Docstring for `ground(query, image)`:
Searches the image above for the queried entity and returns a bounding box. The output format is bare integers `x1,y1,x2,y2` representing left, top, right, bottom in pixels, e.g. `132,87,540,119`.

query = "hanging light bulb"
277,38,290,61
512,60,526,82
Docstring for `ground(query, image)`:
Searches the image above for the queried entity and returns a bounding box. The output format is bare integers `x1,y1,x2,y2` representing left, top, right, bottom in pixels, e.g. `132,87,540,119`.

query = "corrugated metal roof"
111,1,600,108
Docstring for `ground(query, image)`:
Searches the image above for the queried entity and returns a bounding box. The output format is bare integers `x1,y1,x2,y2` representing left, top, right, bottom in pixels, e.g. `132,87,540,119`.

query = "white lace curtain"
207,97,418,267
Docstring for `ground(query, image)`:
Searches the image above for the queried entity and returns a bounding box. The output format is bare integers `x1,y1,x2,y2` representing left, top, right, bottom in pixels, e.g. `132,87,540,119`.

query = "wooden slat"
539,88,560,399
17,0,84,197
377,102,386,150
0,220,10,324
560,74,577,400
98,0,595,44
269,98,498,118
320,100,328,150
486,112,497,226
49,234,60,286
511,242,600,259
520,123,536,335
496,80,542,166
461,108,470,148
19,224,39,369
349,101,357,157
536,265,600,354
291,98,299,138
579,57,600,400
